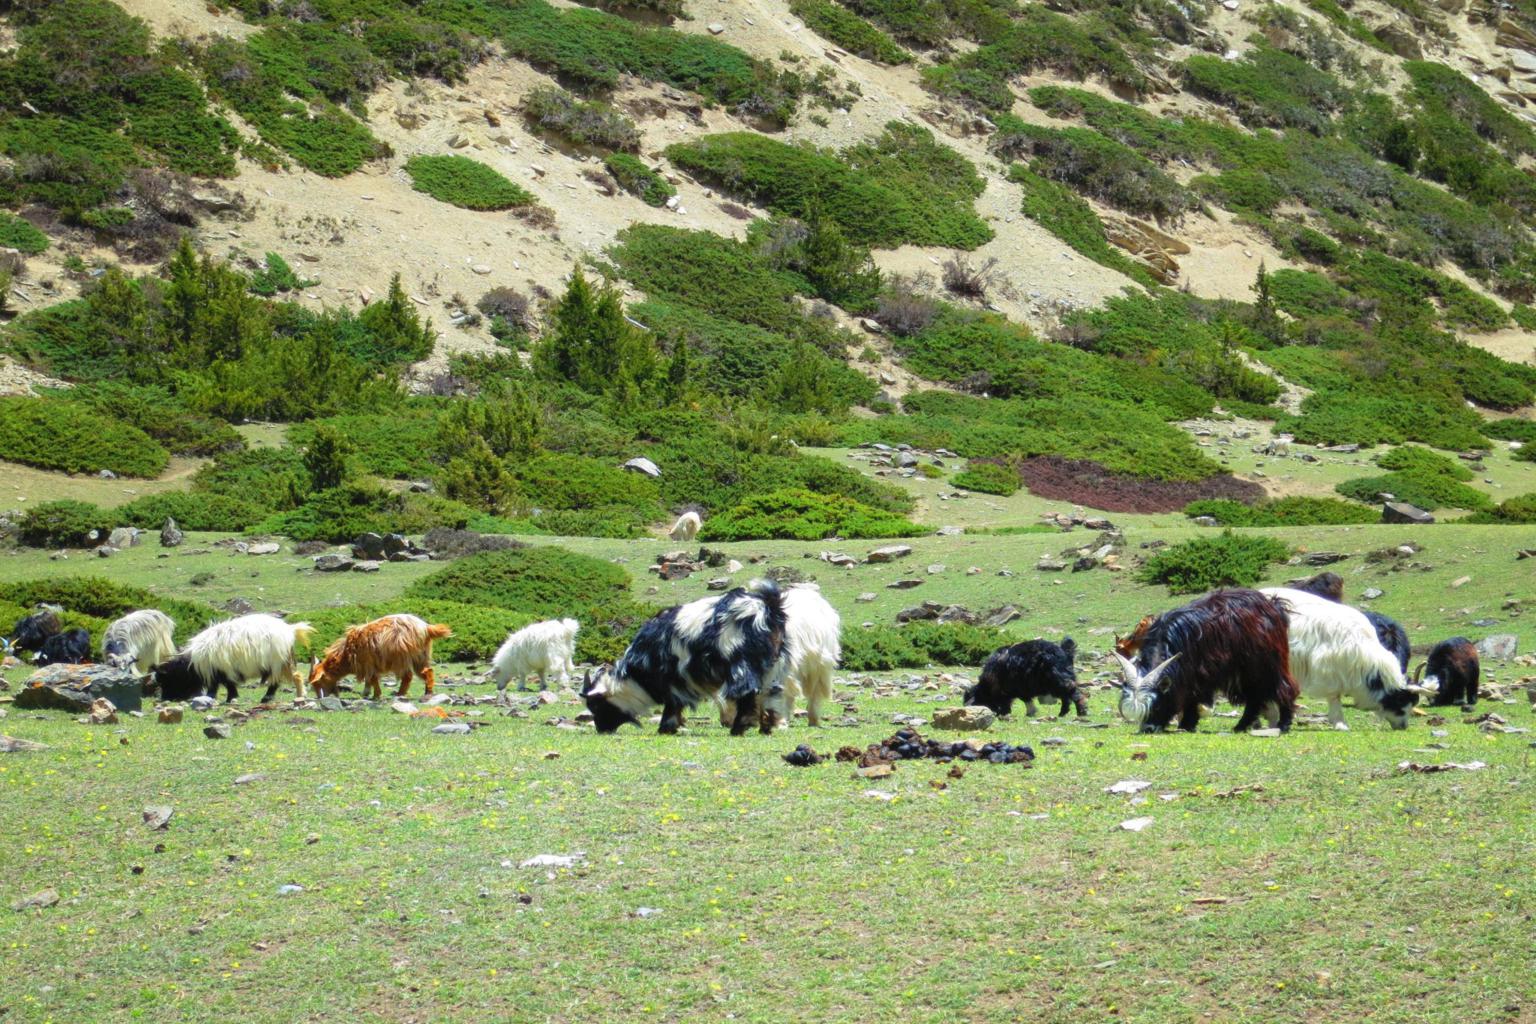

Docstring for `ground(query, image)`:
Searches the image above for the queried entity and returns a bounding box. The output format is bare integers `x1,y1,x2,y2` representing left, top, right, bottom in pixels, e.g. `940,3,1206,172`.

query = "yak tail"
290,622,316,647
426,623,454,641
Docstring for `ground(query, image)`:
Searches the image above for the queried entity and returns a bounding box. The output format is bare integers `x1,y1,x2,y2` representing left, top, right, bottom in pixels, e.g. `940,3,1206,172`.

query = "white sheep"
717,583,840,729
489,618,580,701
669,510,702,542
102,609,177,675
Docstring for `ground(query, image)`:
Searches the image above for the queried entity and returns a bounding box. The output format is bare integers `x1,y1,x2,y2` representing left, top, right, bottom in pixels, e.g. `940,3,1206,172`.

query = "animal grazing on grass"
1293,572,1411,672
669,510,702,542
717,584,840,729
1261,587,1422,729
489,618,579,700
103,609,176,675
1417,637,1479,707
308,614,453,701
33,627,91,666
584,579,787,736
9,605,62,654
1113,616,1154,659
1115,589,1298,734
965,638,1086,718
149,614,314,703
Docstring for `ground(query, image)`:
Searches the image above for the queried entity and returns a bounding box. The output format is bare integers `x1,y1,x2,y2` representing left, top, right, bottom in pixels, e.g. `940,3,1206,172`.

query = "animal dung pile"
783,728,1035,771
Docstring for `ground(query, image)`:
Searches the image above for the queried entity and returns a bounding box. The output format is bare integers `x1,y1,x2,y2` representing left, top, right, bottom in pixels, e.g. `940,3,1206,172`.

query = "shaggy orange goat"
308,614,453,700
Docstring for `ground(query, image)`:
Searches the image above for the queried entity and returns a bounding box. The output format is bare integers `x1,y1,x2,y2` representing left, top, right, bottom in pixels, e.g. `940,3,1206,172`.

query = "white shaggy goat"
1261,587,1421,729
150,613,315,703
718,584,841,730
102,609,177,675
669,510,702,542
489,618,580,700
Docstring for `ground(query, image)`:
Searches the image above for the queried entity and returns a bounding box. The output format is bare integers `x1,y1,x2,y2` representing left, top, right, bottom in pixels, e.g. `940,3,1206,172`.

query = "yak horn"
1140,652,1181,689
1412,662,1425,684
1112,651,1140,685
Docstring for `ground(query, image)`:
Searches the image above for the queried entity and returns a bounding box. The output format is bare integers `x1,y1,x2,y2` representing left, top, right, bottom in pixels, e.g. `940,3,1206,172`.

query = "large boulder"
1477,634,1518,661
106,527,141,549
14,664,143,713
1382,502,1434,525
931,705,996,731
866,544,913,564
352,532,387,560
160,518,184,548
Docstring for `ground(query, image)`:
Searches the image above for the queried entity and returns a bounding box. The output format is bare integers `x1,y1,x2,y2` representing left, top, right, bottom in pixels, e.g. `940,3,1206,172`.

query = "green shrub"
404,155,533,210
788,1,911,63
841,621,1006,670
293,600,537,664
1513,304,1536,330
289,412,442,480
951,460,1019,495
192,447,308,513
1266,269,1350,319
1182,47,1350,131
1464,492,1536,524
1336,458,1492,509
1008,166,1157,286
510,452,660,527
604,153,675,206
0,213,49,254
248,253,317,297
699,487,920,541
993,116,1196,223
0,397,169,477
62,383,243,457
1482,418,1536,445
665,122,990,249
1183,496,1378,527
257,485,475,543
1138,530,1291,594
115,492,268,532
16,500,113,548
0,576,217,643
1376,445,1474,481
522,86,640,151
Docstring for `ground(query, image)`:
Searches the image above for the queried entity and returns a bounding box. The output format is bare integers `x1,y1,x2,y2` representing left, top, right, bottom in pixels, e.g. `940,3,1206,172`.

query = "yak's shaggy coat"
8,606,62,654
309,614,453,700
1117,589,1298,733
151,614,315,702
585,579,788,735
717,584,840,729
1421,636,1480,707
34,627,91,666
490,618,579,699
967,638,1086,718
669,511,702,543
1295,571,1412,673
1262,587,1418,728
103,609,177,675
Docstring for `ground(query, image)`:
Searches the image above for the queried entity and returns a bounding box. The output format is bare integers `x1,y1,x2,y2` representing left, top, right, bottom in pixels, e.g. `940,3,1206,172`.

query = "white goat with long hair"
489,618,580,700
151,613,315,703
1262,587,1422,729
669,510,702,542
718,583,841,729
102,609,177,675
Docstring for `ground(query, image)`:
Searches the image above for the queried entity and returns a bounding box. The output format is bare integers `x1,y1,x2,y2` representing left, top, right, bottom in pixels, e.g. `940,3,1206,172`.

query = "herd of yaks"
4,570,1482,733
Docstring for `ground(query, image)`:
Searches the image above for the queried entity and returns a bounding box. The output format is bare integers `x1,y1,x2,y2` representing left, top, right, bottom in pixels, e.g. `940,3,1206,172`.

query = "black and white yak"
1115,589,1299,734
965,638,1087,718
584,580,788,735
1418,637,1480,707
33,627,91,666
716,584,841,730
149,613,315,702
1293,571,1411,673
103,609,177,675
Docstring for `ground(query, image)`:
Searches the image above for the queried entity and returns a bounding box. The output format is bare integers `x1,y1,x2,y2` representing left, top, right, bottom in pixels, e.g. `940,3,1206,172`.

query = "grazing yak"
584,579,788,736
1294,571,1411,672
9,605,63,655
33,628,91,666
669,511,702,543
1261,588,1422,729
490,618,580,699
103,609,177,675
1418,637,1480,707
965,638,1086,719
1115,589,1298,734
308,614,453,700
717,584,841,729
150,614,314,703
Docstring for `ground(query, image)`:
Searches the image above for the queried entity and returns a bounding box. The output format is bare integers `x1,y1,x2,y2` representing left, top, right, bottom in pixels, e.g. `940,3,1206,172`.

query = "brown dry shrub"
1018,456,1265,514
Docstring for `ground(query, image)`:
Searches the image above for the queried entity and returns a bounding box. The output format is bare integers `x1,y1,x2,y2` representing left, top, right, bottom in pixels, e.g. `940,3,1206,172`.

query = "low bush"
1138,530,1291,594
841,621,1006,671
951,460,1019,496
248,253,316,297
1182,47,1350,132
1008,167,1157,286
289,413,442,481
1464,492,1536,524
1376,445,1474,481
16,500,113,548
0,576,217,642
0,212,49,254
404,155,533,210
603,153,676,207
191,447,308,513
1183,496,1378,527
0,397,169,477
258,486,477,543
699,487,920,541
522,86,640,151
1336,470,1491,511
787,1,911,64
115,492,268,532
62,383,242,457
993,117,1196,224
1483,419,1536,445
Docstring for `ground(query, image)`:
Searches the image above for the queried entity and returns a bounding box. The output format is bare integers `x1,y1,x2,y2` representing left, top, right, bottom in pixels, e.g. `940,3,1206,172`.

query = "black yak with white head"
965,638,1086,718
1115,589,1299,734
583,579,788,735
1418,636,1479,707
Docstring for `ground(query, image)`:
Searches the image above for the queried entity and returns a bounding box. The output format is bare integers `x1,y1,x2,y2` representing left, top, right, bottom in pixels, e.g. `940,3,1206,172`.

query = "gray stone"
352,532,386,559
707,22,725,34
1192,516,1219,527
14,664,143,713
706,577,731,590
893,452,919,468
927,564,945,574
622,457,662,478
1477,634,1519,661
1302,552,1348,566
866,545,913,563
936,525,964,536
982,604,1023,627
0,735,49,753
931,705,996,731
408,480,433,493
203,723,231,740
314,554,355,573
97,469,117,480
246,542,280,556
12,888,59,910
432,722,473,735
886,579,923,589
96,545,118,558
382,533,409,557
317,697,345,712
1360,587,1384,600
1382,502,1435,525
1036,556,1068,572
855,592,877,603
160,518,183,547
107,527,140,549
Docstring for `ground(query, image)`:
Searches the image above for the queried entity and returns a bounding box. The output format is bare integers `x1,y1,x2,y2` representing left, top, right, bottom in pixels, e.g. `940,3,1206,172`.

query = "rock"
1477,634,1518,661
866,545,913,563
1382,502,1434,525
706,577,732,590
314,554,355,573
0,735,48,753
1302,552,1347,566
160,519,183,547
1192,516,1219,527
1036,556,1068,572
390,701,418,715
157,707,183,725
98,469,117,479
107,527,140,549
707,22,725,34
1450,575,1472,589
982,605,1022,627
203,723,232,740
936,525,964,537
432,722,473,735
353,560,381,573
246,542,280,556
1360,587,1384,600
189,695,216,711
15,664,143,713
931,705,996,731
856,592,877,603
927,564,945,575
382,534,409,557
352,532,386,559
471,264,492,275
859,317,884,333
87,698,118,725
317,697,345,712
622,457,662,478
142,805,174,830
886,579,923,590
12,888,59,911
408,480,433,493
893,452,919,468
96,545,118,558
